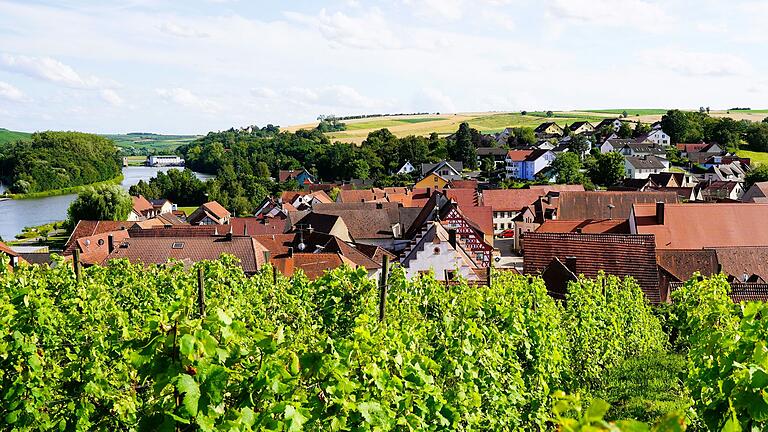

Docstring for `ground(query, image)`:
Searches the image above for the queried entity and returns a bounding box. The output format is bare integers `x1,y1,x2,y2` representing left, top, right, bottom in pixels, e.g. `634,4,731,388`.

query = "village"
0,116,759,306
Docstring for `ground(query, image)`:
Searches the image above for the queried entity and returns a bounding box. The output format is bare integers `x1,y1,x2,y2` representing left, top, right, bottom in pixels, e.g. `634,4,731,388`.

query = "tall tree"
450,122,477,170
617,122,633,139
549,152,583,184
569,135,590,160
587,152,626,186
67,184,132,229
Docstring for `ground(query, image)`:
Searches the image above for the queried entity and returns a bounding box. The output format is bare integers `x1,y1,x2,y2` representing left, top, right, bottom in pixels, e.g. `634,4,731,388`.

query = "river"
0,166,213,242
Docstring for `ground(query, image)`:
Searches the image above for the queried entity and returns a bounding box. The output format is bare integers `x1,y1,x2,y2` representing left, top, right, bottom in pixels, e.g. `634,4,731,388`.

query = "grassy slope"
105,133,199,154
0,128,31,145
737,149,768,166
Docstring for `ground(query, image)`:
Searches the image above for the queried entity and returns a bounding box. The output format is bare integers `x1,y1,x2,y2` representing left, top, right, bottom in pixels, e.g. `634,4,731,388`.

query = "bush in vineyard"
0,255,670,430
672,274,768,431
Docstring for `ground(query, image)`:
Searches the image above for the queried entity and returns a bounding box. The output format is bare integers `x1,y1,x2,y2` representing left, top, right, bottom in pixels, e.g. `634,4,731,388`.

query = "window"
171,242,184,249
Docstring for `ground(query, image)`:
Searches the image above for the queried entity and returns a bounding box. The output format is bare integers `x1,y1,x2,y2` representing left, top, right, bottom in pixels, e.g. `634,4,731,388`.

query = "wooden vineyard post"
73,248,81,284
197,267,206,318
378,255,389,322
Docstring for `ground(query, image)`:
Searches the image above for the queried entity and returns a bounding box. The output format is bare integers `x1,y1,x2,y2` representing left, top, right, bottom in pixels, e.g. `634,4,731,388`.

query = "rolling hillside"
0,128,31,145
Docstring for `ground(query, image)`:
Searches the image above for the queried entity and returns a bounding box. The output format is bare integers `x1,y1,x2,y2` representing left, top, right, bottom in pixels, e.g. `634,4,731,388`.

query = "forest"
0,131,122,194
0,254,762,431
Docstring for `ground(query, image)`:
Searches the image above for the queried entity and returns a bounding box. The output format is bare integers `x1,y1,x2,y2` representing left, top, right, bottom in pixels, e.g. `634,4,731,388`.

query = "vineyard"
0,255,765,431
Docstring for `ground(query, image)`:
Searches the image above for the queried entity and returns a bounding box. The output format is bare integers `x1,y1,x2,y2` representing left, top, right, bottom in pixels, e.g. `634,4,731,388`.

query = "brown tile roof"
354,242,396,263
64,220,135,255
280,191,308,203
670,281,768,303
275,253,348,279
742,182,768,203
656,249,719,282
201,201,230,219
311,208,395,239
104,236,266,273
482,189,548,212
449,180,478,189
558,191,679,220
634,203,768,249
523,232,660,303
528,184,585,192
676,143,709,153
536,219,630,234
230,217,286,236
128,225,222,237
336,189,382,203
506,150,534,161
712,247,768,282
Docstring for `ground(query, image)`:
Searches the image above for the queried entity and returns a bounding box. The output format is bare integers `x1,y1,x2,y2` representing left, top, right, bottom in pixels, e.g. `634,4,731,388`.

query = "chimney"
448,228,457,248
288,246,293,257
243,224,248,236
107,234,114,254
564,256,577,274
655,201,665,225
225,232,233,241
575,227,583,234
376,203,383,209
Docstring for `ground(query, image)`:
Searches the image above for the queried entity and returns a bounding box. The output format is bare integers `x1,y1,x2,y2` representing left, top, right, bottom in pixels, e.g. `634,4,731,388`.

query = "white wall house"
148,155,184,166
396,161,415,175
638,129,671,147
624,155,668,179
505,150,555,180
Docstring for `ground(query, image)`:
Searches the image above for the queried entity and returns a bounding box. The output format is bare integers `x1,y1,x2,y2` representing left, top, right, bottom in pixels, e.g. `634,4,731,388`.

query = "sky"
0,0,766,134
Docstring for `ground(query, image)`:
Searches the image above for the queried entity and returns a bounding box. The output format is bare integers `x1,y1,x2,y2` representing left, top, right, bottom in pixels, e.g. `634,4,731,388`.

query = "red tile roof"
104,236,266,273
445,188,479,208
201,201,230,219
528,184,585,192
459,206,494,235
77,230,130,265
656,249,719,282
523,232,660,303
506,150,534,161
676,143,709,153
449,179,478,189
64,220,135,255
128,225,222,237
132,195,154,213
482,189,548,212
633,203,768,249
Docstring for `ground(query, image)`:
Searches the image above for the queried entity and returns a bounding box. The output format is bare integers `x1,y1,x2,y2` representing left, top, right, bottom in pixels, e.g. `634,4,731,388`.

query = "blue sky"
0,0,766,134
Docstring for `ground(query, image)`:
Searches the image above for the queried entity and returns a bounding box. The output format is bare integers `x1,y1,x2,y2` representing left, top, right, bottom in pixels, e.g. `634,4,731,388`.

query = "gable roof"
64,220,135,255
421,160,462,176
742,182,768,202
536,219,630,234
278,169,312,183
104,236,267,273
634,203,768,249
676,143,709,153
230,217,286,236
568,121,593,131
310,208,395,239
400,221,478,270
128,224,221,238
625,155,667,169
656,249,719,282
482,188,549,212
558,191,679,220
506,150,534,161
132,195,154,213
445,188,479,208
523,232,660,303
534,122,562,133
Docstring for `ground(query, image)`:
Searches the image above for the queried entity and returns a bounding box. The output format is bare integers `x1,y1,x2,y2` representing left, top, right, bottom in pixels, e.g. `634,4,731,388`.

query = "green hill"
0,128,31,145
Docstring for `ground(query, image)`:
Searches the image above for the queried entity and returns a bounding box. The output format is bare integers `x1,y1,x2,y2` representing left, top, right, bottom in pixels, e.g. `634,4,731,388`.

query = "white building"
637,129,671,147
624,155,669,179
148,155,184,166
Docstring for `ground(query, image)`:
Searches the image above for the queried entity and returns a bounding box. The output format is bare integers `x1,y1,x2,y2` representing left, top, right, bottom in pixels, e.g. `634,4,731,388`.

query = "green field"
397,117,446,124
737,149,768,166
105,132,199,155
580,109,669,116
0,128,31,145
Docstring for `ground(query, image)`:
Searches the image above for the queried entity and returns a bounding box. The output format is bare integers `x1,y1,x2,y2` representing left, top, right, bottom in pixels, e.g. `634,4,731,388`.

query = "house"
702,162,747,182
0,241,24,267
555,191,679,221
619,142,666,157
103,235,268,275
676,142,710,157
147,155,184,166
534,122,564,138
630,202,768,249
700,181,745,201
742,182,768,203
421,160,463,180
128,195,156,221
414,172,450,189
476,147,509,169
230,217,286,236
280,190,334,210
600,138,633,154
624,155,668,179
505,149,556,180
396,161,416,175
278,169,315,185
64,220,136,255
149,199,175,215
400,222,482,281
636,129,671,147
567,121,595,135
594,118,623,132
522,232,661,303
648,172,698,188
188,201,231,225
482,188,552,234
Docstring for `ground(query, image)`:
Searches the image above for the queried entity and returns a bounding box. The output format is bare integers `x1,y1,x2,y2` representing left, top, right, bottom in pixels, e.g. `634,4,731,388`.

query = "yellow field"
282,110,768,145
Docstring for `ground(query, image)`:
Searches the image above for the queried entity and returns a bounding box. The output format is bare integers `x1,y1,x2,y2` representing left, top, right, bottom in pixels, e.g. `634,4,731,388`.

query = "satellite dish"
85,239,91,246
298,242,306,251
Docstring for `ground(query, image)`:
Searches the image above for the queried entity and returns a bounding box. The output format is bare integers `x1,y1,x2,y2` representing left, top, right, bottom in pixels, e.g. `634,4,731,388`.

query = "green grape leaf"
176,374,201,417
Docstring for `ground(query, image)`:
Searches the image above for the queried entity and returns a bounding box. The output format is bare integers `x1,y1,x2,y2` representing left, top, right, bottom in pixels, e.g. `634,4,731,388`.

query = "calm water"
0,167,212,242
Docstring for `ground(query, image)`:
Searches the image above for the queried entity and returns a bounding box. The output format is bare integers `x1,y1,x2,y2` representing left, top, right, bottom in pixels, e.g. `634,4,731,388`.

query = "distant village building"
624,155,669,179
147,155,184,166
567,121,594,135
396,161,416,175
188,201,231,225
278,169,315,185
505,149,555,180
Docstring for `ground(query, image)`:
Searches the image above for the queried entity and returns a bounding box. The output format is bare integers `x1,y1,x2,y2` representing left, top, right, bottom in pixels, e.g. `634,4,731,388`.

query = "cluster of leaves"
66,183,133,229
0,256,667,430
671,275,768,431
551,392,686,432
315,116,346,133
660,110,750,148
129,169,208,206
0,131,122,194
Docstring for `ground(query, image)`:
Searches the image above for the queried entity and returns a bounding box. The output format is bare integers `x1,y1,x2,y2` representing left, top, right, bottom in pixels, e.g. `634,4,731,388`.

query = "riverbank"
7,221,69,249
4,174,125,200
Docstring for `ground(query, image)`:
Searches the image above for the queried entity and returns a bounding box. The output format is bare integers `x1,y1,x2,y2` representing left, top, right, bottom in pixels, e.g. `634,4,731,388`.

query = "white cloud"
0,81,26,102
285,9,400,49
412,88,456,113
480,9,516,31
251,87,279,99
695,21,728,34
401,0,465,21
547,0,672,31
253,84,383,109
156,87,220,113
100,88,124,106
158,22,210,38
0,53,104,88
641,49,752,77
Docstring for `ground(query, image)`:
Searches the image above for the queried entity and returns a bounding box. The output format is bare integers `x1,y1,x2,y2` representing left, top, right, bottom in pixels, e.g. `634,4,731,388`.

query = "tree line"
0,131,122,194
